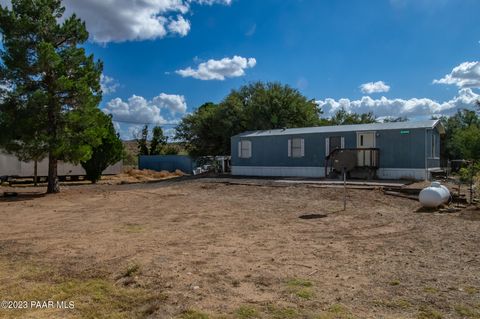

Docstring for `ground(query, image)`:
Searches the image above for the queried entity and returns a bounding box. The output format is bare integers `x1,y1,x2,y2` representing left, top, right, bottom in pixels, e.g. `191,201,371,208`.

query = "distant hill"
122,140,138,166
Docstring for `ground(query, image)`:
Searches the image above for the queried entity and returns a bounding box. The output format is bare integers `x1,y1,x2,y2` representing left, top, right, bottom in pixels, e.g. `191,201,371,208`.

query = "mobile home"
231,120,445,180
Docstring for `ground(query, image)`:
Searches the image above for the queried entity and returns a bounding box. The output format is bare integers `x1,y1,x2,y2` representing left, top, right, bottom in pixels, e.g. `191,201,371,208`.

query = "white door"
357,132,376,166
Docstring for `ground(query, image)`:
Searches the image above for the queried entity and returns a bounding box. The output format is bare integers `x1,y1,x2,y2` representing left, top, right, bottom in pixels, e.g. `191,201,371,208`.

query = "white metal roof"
235,120,444,137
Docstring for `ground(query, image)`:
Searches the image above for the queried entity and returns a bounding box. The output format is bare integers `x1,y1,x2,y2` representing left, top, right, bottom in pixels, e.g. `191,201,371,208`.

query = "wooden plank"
276,180,406,188
383,191,418,201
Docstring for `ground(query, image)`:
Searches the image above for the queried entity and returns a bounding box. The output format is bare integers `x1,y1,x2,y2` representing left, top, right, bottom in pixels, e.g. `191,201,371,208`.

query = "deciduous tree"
383,116,409,123
81,113,123,183
441,110,480,160
453,124,480,161
328,107,376,125
176,82,321,156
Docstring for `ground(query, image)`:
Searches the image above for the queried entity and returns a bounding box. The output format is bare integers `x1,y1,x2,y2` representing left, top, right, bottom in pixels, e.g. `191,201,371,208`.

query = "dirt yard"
0,179,479,319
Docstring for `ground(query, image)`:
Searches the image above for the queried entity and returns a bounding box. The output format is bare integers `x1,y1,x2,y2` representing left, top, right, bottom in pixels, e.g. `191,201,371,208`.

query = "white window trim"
238,140,252,159
288,138,305,158
431,134,436,158
326,136,345,156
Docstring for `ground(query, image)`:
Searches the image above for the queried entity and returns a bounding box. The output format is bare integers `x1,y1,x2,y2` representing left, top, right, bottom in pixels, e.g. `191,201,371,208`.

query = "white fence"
0,153,122,178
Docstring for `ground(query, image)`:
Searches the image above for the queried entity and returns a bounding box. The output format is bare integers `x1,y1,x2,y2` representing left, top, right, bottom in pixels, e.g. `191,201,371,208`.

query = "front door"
357,132,376,166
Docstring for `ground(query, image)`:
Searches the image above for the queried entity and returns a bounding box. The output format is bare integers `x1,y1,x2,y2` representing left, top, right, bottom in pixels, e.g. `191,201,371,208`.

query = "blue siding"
139,155,195,174
232,127,442,169
375,129,426,168
233,132,354,167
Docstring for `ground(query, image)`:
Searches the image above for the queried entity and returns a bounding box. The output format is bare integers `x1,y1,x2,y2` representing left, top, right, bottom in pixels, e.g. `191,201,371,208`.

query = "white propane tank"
419,182,451,208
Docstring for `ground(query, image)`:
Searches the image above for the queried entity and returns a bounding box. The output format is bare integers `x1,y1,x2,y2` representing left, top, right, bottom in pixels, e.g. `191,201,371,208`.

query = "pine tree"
150,126,168,155
0,0,104,193
136,125,149,156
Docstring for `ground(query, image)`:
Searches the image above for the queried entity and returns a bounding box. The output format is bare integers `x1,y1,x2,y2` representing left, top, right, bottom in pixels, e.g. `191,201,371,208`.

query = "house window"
238,140,252,158
325,136,345,156
288,138,305,158
330,136,343,150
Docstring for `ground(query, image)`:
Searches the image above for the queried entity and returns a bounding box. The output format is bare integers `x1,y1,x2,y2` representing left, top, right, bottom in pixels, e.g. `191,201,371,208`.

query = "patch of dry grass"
118,223,145,234
286,278,315,300
417,306,443,319
125,168,185,180
316,304,356,319
454,305,480,318
373,298,412,310
180,310,211,319
235,305,260,319
0,259,163,319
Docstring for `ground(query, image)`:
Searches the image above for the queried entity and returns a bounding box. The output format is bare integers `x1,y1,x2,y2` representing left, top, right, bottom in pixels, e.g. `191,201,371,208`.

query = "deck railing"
325,148,380,177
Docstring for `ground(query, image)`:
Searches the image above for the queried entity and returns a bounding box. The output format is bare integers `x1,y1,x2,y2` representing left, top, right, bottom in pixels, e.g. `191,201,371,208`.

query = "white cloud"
115,123,178,140
0,0,232,43
100,74,119,95
176,56,257,80
112,121,121,133
316,89,479,119
434,61,480,89
360,81,391,94
167,15,191,36
103,93,187,125
153,93,187,114
104,96,166,125
195,0,231,4
127,124,147,140
163,127,177,139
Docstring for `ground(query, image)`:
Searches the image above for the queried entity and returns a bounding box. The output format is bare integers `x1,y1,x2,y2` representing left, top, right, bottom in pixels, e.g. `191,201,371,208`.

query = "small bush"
162,144,180,155
123,263,140,278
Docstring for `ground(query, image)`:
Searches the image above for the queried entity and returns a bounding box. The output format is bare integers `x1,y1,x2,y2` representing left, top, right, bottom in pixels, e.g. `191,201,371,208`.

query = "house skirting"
231,166,326,178
232,166,437,180
376,168,426,180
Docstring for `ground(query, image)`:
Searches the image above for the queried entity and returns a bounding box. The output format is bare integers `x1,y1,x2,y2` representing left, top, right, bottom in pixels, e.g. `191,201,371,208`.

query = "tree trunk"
34,160,38,186
47,153,60,193
470,164,474,205
46,82,59,194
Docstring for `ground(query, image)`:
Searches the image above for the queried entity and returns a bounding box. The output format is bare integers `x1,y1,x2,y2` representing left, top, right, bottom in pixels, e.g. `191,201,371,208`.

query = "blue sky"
12,0,480,138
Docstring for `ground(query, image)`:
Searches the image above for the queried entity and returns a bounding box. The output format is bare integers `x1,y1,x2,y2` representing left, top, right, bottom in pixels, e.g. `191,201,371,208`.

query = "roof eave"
433,119,446,135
